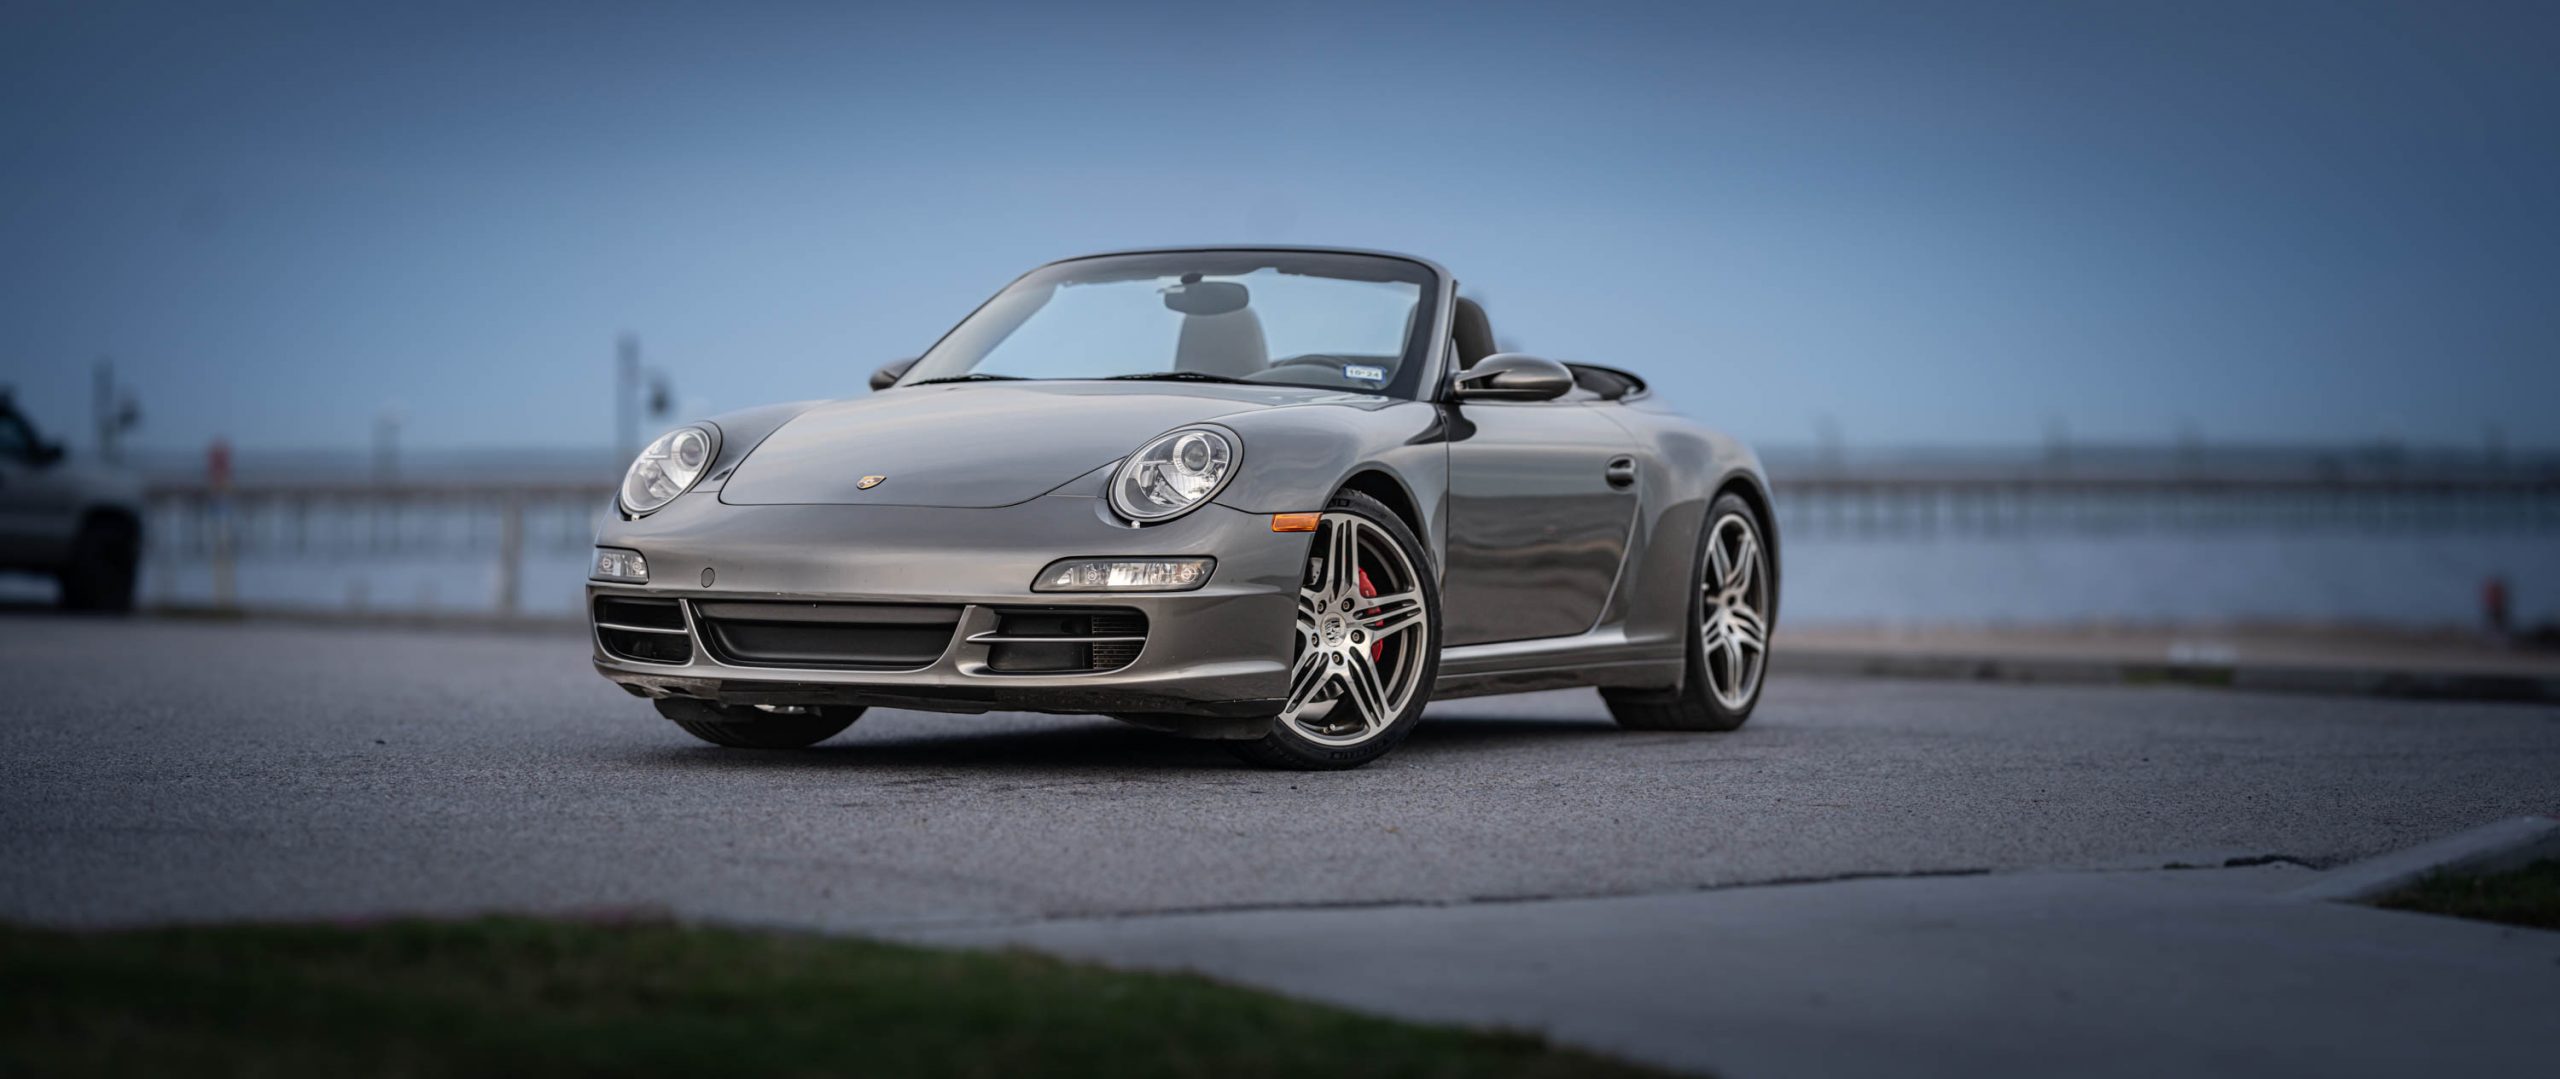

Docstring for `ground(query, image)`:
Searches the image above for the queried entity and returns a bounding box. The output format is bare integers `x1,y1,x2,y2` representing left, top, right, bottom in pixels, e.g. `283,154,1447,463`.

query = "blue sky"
3,0,2554,455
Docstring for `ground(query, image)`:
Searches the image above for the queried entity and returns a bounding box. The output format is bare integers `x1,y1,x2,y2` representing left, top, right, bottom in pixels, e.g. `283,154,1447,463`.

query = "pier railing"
1772,474,2560,538
144,480,610,615
133,468,2560,615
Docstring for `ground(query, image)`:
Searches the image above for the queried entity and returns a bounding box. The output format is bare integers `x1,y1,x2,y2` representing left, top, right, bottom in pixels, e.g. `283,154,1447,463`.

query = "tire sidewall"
60,517,139,612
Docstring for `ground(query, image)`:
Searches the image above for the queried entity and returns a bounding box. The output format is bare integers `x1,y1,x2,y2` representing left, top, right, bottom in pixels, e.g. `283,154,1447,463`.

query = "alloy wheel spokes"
1700,512,1769,709
1360,590,1426,644
1721,531,1757,593
1323,512,1363,597
1283,644,1331,715
1281,512,1428,746
1339,649,1393,734
1723,600,1768,651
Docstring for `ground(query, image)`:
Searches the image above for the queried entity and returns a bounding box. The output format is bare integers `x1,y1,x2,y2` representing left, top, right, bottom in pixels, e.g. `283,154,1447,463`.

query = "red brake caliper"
1356,567,1384,662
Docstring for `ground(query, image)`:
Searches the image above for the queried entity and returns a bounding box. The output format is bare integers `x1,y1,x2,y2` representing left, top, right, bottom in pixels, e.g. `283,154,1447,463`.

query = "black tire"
1603,492,1771,732
57,515,139,613
654,698,861,749
1226,488,1441,771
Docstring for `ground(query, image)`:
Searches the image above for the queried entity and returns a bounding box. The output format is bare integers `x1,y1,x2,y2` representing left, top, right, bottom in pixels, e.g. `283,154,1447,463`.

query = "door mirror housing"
869,357,919,391
1450,353,1574,402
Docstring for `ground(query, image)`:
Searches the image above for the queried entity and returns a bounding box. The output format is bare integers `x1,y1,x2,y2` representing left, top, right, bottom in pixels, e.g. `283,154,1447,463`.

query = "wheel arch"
1711,471,1779,627
79,503,143,543
1209,401,1451,577
1337,469,1423,545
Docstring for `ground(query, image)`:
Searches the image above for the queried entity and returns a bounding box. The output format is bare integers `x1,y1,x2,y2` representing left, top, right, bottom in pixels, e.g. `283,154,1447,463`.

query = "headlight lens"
591,547,650,582
620,424,718,516
1109,426,1238,522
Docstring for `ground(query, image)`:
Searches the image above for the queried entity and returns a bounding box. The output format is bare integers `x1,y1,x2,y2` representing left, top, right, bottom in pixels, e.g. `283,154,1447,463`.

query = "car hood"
717,381,1369,508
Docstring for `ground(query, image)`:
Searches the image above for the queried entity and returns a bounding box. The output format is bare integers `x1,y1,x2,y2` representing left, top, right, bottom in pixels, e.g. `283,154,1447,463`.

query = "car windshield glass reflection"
904,252,1434,398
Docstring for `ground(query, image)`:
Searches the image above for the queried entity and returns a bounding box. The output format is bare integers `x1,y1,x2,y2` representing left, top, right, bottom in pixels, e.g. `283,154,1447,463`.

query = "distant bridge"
131,465,2560,615
1771,473,2560,538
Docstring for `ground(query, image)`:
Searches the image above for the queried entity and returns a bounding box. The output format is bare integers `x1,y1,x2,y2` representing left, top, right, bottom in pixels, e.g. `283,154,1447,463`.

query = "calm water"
44,444,2542,628
43,530,2546,631
1780,533,2551,628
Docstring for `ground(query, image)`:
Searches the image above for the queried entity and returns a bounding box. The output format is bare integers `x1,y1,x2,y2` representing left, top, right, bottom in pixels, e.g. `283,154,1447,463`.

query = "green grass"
2375,858,2560,931
0,916,1676,1079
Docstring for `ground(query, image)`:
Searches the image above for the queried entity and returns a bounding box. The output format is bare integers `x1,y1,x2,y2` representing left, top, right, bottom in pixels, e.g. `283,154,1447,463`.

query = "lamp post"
92,358,140,463
615,334,674,463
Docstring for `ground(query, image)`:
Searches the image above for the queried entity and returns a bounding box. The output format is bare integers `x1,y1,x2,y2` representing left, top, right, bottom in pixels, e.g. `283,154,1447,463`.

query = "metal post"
495,495,525,617
373,412,400,484
93,359,114,463
206,440,234,609
616,333,641,462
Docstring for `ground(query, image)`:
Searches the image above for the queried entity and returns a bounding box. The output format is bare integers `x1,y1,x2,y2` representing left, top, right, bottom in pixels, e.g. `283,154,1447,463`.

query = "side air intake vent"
978,608,1148,673
594,596,692,665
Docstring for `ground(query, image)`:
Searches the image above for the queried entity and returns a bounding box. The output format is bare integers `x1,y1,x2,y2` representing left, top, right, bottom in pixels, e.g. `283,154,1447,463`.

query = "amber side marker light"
1270,512,1321,532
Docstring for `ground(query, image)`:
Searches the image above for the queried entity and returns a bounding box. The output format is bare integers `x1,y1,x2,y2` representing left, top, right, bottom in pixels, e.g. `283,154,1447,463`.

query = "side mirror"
1450,353,1574,402
869,357,919,391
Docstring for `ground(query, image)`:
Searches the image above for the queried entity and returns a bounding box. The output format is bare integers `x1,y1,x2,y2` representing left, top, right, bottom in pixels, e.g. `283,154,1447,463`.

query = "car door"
1440,392,1642,646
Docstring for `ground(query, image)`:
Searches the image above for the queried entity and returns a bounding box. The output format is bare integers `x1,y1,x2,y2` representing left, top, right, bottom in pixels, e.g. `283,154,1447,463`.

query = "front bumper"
588,491,1306,721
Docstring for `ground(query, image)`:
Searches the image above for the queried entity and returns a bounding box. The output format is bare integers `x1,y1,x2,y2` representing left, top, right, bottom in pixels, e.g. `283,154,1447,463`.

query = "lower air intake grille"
984,608,1149,673
1087,611,1147,670
694,601,962,670
594,596,692,665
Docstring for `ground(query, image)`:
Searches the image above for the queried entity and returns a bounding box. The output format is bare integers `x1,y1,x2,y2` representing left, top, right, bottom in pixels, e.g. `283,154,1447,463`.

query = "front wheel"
654,698,862,749
1603,492,1771,731
1227,489,1441,771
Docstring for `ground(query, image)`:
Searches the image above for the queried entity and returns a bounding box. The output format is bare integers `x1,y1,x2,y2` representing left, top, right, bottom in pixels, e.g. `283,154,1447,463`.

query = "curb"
1781,647,2560,704
143,605,582,635
2292,816,2560,903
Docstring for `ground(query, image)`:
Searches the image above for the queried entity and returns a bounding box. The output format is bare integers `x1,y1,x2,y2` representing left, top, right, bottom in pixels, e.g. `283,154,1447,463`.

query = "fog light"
592,547,650,582
1033,558,1214,592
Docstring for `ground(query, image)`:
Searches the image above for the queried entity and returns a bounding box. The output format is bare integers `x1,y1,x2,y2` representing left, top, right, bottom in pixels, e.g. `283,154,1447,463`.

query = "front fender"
698,399,829,485
1206,400,1451,573
1202,401,1442,514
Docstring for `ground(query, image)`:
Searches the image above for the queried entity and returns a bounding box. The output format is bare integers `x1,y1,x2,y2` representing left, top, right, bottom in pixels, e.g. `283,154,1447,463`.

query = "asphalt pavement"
5,613,2556,931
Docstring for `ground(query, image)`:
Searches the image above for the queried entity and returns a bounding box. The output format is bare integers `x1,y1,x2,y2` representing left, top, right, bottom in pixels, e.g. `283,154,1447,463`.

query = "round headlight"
620,424,719,516
1110,426,1238,522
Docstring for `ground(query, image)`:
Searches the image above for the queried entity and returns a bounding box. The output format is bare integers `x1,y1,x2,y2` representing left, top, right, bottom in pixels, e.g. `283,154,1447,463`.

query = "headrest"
1453,298,1496,368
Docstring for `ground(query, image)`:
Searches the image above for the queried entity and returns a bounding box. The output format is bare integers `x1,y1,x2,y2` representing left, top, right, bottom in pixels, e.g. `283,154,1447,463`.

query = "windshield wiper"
904,373,1028,386
1105,371,1250,384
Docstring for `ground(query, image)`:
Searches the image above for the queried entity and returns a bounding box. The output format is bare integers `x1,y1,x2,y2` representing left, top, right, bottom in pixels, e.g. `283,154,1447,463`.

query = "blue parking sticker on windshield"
1344,364,1387,382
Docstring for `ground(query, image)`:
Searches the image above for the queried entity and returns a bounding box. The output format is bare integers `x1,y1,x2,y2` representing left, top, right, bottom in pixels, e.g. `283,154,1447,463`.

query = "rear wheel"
654,698,861,749
58,515,139,613
1227,489,1440,771
1603,492,1770,731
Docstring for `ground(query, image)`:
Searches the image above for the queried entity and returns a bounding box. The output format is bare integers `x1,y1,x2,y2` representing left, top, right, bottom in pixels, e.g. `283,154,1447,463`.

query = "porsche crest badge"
857,475,886,490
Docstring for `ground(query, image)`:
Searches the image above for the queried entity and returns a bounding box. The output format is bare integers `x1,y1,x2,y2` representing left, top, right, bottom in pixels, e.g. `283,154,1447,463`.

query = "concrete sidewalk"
908,858,2560,1079
1783,622,2560,702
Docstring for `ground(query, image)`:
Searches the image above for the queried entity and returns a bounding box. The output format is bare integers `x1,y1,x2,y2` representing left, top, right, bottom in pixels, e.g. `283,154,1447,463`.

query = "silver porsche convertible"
589,247,1777,769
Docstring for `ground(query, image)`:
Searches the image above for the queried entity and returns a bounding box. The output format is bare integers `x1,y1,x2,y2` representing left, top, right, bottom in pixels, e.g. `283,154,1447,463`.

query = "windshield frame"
894,248,1453,401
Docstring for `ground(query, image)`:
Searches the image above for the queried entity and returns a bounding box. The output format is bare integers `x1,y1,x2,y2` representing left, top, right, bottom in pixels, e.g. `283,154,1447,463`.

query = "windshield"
899,251,1439,398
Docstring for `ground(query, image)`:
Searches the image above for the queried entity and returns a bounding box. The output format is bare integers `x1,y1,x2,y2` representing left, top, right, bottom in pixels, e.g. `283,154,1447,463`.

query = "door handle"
1604,456,1638,489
